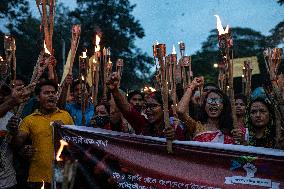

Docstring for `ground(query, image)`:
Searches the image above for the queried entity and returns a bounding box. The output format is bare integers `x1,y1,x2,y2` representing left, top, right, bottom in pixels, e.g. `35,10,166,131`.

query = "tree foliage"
267,21,284,47
69,0,152,89
277,0,284,5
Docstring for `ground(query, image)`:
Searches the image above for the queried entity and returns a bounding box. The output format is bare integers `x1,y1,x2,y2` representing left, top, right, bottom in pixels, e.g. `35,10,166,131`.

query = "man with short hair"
12,80,74,189
65,79,94,126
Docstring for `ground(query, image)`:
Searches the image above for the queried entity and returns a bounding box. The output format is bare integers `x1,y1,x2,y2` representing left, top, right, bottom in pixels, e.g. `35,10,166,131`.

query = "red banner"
53,125,284,189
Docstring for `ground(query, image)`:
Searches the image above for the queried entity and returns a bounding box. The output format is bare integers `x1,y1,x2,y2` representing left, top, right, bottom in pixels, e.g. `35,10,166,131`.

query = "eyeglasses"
206,98,223,104
145,103,161,110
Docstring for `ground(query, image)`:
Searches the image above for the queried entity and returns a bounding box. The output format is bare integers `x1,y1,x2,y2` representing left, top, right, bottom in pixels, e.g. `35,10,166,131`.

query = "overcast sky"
26,0,284,56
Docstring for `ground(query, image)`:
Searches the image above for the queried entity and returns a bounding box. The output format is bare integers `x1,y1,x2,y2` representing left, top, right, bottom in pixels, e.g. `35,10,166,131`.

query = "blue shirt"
65,102,94,126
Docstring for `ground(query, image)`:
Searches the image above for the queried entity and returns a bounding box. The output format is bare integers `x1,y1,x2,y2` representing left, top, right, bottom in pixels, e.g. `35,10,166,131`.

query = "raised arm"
107,72,147,134
177,77,204,137
57,74,73,109
177,77,202,118
107,72,131,115
0,84,33,117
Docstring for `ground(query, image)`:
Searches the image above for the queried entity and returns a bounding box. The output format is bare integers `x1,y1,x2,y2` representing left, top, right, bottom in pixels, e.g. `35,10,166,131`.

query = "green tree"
69,0,152,89
267,21,284,47
0,0,29,22
277,0,284,5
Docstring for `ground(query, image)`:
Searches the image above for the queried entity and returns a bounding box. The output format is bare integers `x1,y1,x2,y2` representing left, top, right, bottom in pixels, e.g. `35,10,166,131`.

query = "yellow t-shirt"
19,108,74,183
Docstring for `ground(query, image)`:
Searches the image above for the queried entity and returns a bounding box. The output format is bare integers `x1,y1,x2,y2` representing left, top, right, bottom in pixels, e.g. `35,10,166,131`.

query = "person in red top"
106,72,183,140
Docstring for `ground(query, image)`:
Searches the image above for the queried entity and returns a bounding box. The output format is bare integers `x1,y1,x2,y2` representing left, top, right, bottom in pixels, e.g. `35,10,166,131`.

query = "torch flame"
143,86,156,93
149,87,156,92
56,140,68,161
81,75,85,81
41,180,45,189
0,56,3,62
172,45,177,54
95,35,101,52
43,41,51,55
82,51,87,58
214,15,229,35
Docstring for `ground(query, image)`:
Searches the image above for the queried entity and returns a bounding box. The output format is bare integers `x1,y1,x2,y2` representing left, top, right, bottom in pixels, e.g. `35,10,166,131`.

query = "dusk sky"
28,0,284,57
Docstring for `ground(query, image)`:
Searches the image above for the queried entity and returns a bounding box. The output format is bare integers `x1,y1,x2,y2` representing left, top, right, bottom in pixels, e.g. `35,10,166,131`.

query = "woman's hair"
235,93,248,105
148,90,173,107
127,90,144,102
147,90,173,116
199,88,233,134
246,97,276,147
95,102,110,115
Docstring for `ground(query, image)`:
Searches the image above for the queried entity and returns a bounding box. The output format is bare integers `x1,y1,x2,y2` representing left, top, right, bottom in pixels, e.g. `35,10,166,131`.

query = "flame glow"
214,15,229,35
82,51,87,58
172,45,177,54
41,180,45,189
56,140,68,161
143,86,156,93
43,41,51,55
213,63,218,68
95,35,101,52
0,56,3,62
81,75,85,81
108,58,112,64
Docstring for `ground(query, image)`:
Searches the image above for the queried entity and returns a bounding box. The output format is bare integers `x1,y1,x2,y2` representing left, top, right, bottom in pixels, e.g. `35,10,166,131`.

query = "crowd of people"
0,67,284,189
